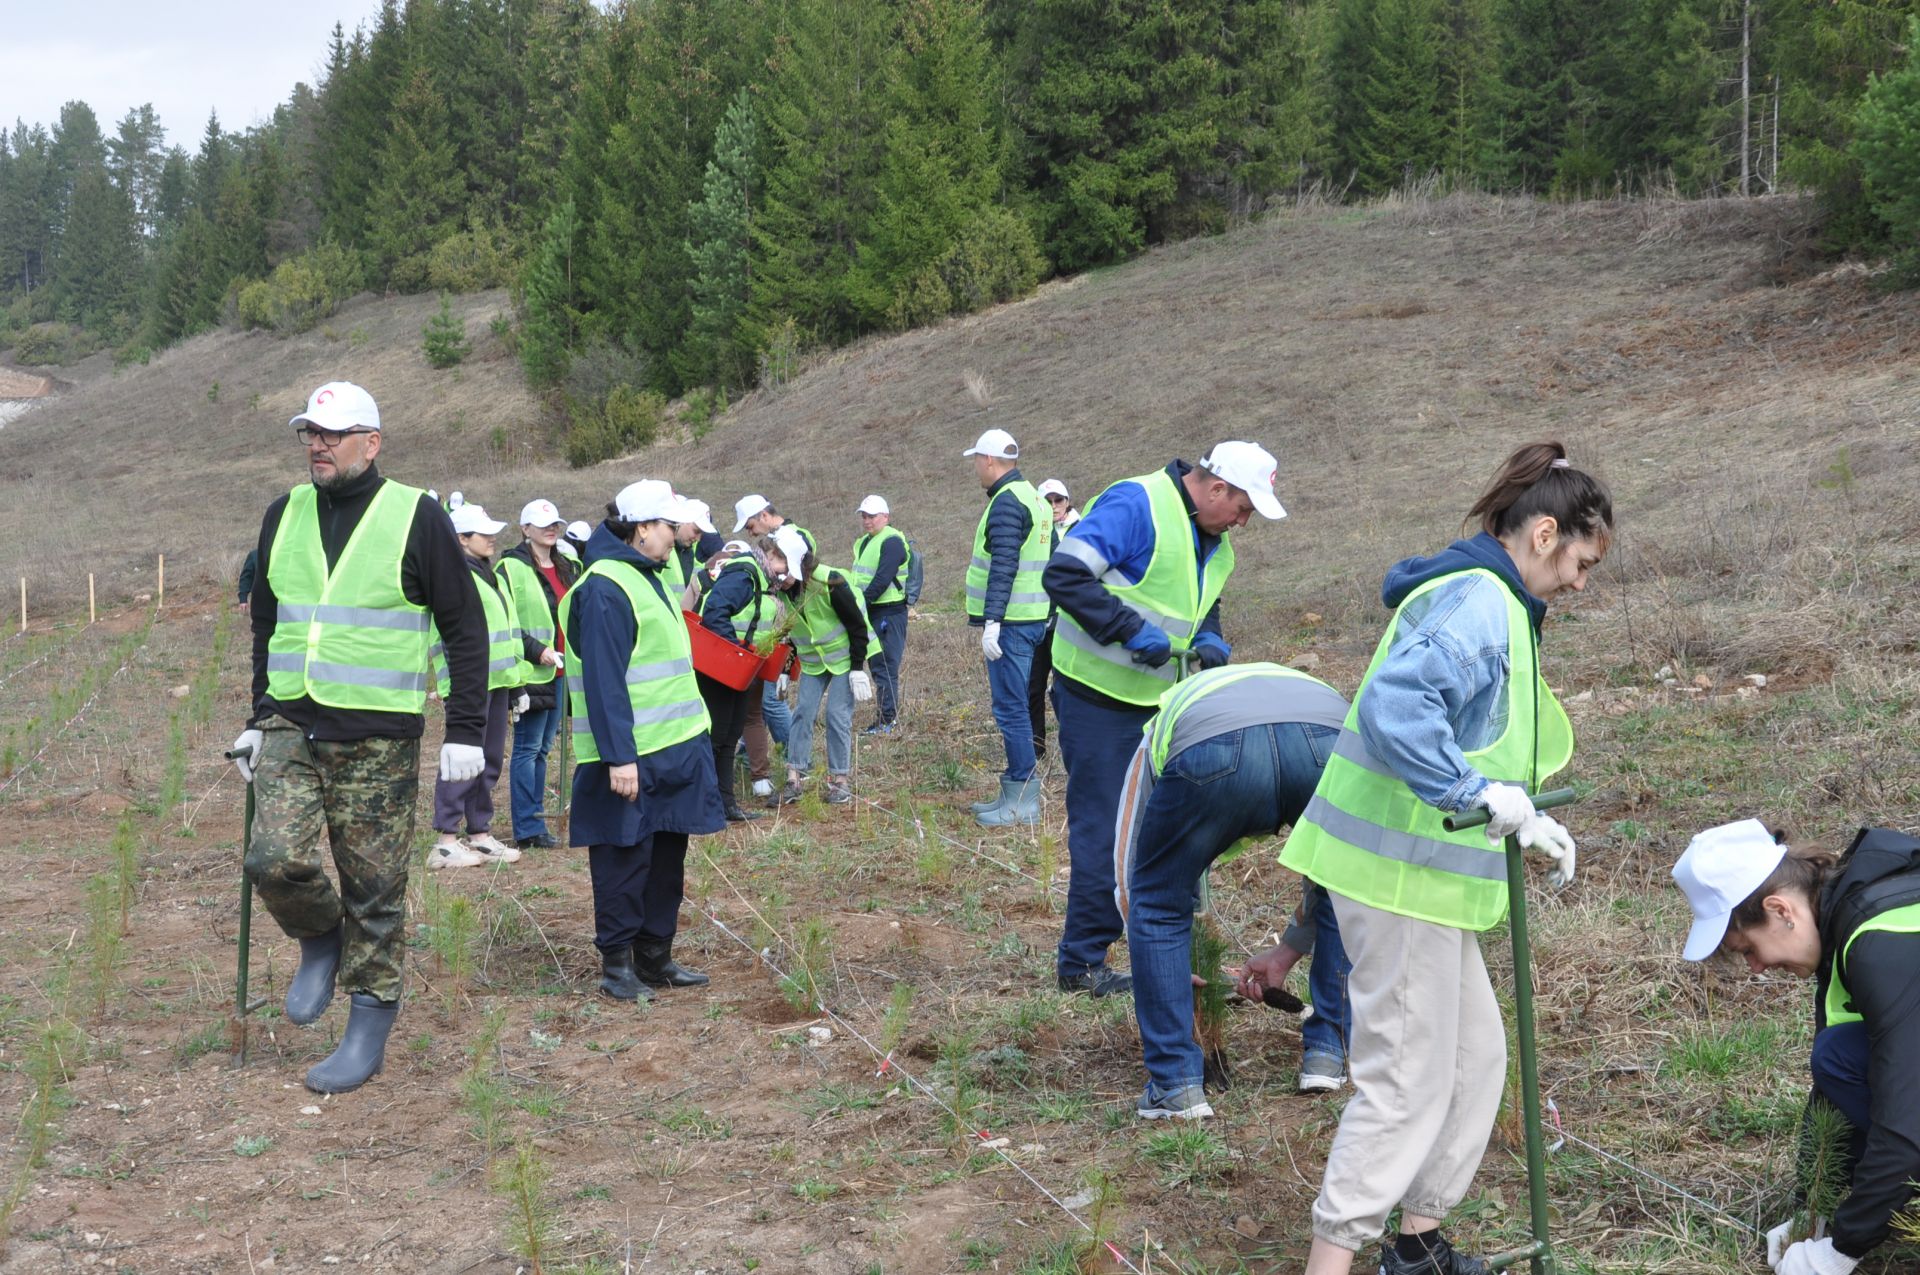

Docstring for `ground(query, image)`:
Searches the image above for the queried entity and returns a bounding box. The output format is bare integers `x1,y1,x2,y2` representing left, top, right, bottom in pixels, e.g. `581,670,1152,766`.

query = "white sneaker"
429,840,487,869
467,833,521,863
751,779,774,799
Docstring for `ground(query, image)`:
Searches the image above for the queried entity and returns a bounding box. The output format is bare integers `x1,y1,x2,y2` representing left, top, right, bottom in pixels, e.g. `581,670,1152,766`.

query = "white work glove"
1774,1238,1857,1275
1767,1221,1795,1268
848,670,873,702
513,691,530,716
1474,782,1536,842
981,620,1003,661
439,742,486,782
776,673,790,695
1518,813,1577,887
230,728,263,782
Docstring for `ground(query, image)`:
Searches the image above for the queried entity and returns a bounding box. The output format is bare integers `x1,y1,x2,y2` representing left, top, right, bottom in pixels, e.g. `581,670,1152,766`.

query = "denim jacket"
1353,533,1545,814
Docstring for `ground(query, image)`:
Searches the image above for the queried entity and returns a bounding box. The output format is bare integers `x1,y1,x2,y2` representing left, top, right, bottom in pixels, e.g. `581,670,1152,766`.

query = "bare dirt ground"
4,194,1920,1273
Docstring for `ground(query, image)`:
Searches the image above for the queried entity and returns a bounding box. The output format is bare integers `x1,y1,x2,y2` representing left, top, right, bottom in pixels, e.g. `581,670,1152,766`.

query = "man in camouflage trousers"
231,382,489,1094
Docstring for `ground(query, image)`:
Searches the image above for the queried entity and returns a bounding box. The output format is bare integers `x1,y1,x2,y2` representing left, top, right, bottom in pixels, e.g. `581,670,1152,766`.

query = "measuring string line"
689,852,1147,1275
1543,1099,1761,1236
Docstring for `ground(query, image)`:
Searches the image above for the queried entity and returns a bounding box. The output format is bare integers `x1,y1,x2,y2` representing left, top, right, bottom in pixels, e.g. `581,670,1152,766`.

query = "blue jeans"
1054,683,1154,976
762,680,792,749
509,705,560,840
869,604,908,725
1299,884,1353,1063
1128,721,1335,1096
1811,1021,1872,1131
790,669,853,777
984,621,1045,781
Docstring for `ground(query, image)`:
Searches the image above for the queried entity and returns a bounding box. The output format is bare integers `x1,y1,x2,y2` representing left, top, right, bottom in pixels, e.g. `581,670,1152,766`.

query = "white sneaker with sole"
1298,1052,1346,1093
467,833,521,863
429,840,488,869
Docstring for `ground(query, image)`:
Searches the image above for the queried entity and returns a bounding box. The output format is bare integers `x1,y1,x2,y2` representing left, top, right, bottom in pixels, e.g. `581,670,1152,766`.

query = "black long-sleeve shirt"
249,462,489,746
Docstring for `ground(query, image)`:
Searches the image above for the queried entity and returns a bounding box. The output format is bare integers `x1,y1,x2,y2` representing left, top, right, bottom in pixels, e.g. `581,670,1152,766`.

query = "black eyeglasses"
294,425,375,446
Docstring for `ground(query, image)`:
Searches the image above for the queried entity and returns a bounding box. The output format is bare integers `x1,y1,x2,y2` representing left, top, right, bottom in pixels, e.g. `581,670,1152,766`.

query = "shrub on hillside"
422,295,471,369
565,384,664,467
427,218,513,293
11,322,89,365
1855,18,1920,276
562,338,650,409
234,242,365,335
885,207,1047,330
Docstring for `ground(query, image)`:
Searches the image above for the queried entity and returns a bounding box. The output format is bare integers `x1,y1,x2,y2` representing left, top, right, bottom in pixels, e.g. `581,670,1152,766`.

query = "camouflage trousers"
244,719,420,1002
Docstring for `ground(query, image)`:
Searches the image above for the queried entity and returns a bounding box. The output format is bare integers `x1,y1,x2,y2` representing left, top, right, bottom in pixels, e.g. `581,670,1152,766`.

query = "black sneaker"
1378,1232,1491,1275
1057,967,1132,998
517,833,556,849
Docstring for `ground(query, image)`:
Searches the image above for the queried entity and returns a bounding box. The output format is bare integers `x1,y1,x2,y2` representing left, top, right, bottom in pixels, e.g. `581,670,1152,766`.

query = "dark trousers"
588,832,689,950
1053,682,1154,976
433,686,510,834
698,673,751,799
1027,622,1055,756
868,602,908,724
1812,1021,1872,1132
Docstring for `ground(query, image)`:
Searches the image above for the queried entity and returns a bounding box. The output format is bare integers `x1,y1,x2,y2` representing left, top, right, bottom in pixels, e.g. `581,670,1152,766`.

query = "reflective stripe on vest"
791,567,869,676
431,565,522,694
852,526,908,606
264,480,433,713
497,554,559,687
1822,899,1920,1027
1278,568,1573,932
966,481,1053,622
1050,470,1236,707
1145,663,1348,775
558,559,709,764
702,557,776,648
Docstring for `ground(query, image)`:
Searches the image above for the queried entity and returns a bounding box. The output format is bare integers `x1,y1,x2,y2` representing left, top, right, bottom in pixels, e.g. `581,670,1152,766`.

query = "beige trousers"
1311,891,1506,1251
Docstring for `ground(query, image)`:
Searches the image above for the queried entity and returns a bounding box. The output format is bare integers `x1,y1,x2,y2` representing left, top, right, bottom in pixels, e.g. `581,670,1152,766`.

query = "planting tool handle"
1441,786,1576,832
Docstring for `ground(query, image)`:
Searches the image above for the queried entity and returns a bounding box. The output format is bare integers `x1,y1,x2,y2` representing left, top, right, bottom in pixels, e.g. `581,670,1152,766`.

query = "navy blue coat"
567,522,725,849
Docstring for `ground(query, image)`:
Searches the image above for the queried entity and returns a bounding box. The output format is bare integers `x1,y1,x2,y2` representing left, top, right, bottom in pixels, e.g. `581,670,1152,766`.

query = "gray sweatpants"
1311,891,1506,1251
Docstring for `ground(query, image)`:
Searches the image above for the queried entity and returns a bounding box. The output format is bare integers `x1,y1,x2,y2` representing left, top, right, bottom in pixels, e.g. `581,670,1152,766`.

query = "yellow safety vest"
853,526,909,606
1279,569,1572,931
559,559,708,764
496,553,560,687
430,564,522,694
1823,899,1920,1027
967,481,1052,622
790,567,870,676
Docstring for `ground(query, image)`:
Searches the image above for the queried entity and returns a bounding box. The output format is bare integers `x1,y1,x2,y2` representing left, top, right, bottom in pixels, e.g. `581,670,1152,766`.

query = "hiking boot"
467,833,521,863
751,778,774,799
285,925,342,1026
1378,1232,1491,1275
304,994,398,1094
768,780,804,807
1298,1051,1347,1094
1137,1084,1214,1121
723,795,764,823
634,936,709,988
429,840,487,869
598,946,654,1002
824,780,853,805
516,832,556,850
977,776,1040,827
1057,967,1132,998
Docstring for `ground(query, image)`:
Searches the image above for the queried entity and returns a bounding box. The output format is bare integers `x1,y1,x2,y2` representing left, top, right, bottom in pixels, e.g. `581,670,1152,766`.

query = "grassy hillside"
5,192,1920,1272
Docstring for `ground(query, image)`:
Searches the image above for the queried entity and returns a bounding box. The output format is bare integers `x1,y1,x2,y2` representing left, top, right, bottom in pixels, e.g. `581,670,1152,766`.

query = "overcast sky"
3,1,389,145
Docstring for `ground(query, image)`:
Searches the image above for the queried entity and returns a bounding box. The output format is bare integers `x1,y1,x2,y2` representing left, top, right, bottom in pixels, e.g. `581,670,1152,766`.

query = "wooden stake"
17,578,23,634
89,574,96,625
157,554,165,608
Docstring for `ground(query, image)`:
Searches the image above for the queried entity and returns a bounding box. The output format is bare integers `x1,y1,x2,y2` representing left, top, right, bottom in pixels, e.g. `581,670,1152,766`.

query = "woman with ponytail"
1674,821,1920,1275
1279,442,1612,1275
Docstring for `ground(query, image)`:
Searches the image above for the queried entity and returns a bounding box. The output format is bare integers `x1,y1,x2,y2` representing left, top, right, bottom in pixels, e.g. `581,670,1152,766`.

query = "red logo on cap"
1267,468,1276,486
315,389,334,405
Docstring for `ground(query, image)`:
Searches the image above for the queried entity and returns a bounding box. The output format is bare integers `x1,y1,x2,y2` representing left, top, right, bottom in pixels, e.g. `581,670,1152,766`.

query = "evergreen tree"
684,89,760,388
107,105,167,236
52,163,139,331
0,124,55,294
519,0,598,221
1349,0,1445,193
1220,0,1335,205
152,147,191,232
1854,16,1920,257
365,64,465,287
520,196,580,387
192,112,230,214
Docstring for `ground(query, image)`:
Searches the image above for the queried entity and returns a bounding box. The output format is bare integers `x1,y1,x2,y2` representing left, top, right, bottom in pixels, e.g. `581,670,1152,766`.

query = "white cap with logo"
962,428,1019,460
565,520,591,544
291,381,381,433
733,494,773,532
519,499,563,529
679,498,718,534
1037,479,1069,501
857,494,890,516
771,525,810,582
451,504,507,536
614,479,685,524
1673,819,1787,961
1198,441,1286,521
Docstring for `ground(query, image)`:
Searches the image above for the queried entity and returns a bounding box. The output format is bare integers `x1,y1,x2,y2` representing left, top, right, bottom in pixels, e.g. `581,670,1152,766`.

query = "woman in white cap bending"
1278,442,1610,1275
560,481,726,1001
1674,820,1920,1275
759,526,872,807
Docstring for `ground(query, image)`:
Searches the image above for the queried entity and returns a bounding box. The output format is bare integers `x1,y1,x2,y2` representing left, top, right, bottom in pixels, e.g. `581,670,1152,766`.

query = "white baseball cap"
291,381,381,433
679,498,718,534
770,525,810,582
1198,441,1286,521
565,520,591,543
614,479,682,523
857,495,890,516
451,504,507,536
1673,819,1787,961
733,493,773,532
519,499,563,528
1037,479,1069,501
962,428,1019,460
448,491,464,510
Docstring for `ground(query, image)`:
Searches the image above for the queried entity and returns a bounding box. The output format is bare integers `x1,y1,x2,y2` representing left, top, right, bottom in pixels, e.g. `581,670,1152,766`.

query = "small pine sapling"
1191,914,1233,1091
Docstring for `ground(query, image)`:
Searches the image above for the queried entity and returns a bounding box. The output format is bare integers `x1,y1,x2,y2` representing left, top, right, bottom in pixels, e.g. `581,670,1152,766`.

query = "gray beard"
311,457,371,490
